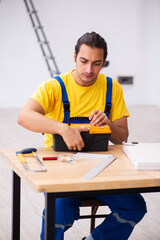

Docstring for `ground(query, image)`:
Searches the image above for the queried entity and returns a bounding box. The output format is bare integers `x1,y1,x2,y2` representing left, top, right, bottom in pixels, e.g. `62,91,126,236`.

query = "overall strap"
54,76,70,123
105,76,112,118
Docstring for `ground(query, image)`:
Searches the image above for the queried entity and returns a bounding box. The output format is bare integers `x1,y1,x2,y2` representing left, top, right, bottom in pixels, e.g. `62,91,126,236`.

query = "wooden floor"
0,105,160,240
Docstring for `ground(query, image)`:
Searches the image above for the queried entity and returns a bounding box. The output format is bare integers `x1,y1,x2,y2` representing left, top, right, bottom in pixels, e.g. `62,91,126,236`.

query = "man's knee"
133,194,147,223
112,194,147,224
56,197,81,222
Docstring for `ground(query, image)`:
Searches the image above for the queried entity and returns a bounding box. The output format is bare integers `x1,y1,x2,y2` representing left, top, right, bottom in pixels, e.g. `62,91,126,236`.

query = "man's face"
74,44,105,86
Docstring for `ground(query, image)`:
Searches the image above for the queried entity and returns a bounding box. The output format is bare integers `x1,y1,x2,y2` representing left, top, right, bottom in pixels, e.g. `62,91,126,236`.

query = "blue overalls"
40,76,147,240
54,75,113,123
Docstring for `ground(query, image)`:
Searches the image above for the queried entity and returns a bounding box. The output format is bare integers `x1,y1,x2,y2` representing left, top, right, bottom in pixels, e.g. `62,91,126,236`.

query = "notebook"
123,143,160,170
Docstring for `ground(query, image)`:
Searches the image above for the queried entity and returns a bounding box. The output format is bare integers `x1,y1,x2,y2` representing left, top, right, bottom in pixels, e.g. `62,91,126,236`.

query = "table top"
1,145,160,193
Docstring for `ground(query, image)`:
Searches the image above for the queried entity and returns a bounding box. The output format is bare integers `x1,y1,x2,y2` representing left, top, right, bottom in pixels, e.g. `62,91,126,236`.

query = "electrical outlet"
118,76,133,84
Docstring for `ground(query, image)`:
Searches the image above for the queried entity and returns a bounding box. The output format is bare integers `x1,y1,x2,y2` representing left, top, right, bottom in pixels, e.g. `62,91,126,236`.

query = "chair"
80,197,108,233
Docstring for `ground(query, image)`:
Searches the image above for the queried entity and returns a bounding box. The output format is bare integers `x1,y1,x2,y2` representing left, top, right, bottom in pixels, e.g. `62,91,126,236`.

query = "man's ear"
103,58,107,66
73,51,77,63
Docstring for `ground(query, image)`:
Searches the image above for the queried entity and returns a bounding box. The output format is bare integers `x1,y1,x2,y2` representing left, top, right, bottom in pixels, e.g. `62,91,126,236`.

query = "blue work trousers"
40,193,147,240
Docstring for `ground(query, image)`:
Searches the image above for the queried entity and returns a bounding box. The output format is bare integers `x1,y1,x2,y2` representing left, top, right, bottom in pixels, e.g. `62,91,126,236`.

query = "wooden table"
1,145,160,240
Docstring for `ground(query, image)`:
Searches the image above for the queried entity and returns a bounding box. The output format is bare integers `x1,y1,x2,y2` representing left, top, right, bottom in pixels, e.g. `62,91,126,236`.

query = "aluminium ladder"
23,0,60,77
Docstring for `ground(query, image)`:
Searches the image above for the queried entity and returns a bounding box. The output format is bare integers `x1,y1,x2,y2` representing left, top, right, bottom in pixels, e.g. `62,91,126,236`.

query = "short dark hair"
75,32,108,62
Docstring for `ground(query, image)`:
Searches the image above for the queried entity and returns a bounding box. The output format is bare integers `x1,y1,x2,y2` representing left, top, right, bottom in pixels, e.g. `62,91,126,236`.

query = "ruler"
76,153,116,180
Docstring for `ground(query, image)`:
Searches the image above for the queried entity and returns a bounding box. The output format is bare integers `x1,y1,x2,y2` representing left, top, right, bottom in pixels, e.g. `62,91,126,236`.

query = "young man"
18,32,147,240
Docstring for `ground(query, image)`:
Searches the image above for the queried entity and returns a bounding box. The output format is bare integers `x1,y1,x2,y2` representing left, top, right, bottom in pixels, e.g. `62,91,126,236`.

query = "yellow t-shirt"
31,70,130,147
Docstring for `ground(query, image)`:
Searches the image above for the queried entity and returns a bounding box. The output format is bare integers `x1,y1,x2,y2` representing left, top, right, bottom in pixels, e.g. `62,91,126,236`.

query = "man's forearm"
17,109,63,135
17,109,89,151
107,120,129,144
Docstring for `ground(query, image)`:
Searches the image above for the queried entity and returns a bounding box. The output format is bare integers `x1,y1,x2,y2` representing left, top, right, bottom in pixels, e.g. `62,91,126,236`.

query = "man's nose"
86,64,93,73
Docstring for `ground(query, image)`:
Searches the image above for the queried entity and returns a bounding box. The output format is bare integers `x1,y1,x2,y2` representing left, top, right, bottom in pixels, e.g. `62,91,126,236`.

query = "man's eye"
94,63,101,66
81,61,86,64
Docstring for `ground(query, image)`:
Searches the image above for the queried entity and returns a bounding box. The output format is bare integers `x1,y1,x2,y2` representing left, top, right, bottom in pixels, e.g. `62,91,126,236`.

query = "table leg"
45,193,55,240
12,171,21,240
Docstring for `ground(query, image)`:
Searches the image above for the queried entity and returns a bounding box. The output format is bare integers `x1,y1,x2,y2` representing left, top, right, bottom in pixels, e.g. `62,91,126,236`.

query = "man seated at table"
17,31,147,240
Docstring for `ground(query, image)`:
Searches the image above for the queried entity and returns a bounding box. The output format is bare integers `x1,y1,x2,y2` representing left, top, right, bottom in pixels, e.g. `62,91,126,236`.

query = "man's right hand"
60,124,89,151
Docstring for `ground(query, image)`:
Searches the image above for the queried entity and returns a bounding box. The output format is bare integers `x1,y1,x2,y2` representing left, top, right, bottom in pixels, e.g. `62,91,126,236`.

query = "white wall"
0,0,160,107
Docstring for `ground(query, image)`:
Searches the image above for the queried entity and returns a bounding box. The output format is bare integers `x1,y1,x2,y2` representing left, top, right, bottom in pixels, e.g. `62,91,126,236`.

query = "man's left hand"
89,110,109,126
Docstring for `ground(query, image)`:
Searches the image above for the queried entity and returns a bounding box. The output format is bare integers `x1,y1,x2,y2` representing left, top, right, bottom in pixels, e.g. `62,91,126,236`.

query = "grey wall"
0,0,160,107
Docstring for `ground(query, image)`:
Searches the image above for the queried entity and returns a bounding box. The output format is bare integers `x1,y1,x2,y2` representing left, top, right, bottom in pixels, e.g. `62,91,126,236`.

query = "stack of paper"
123,143,160,170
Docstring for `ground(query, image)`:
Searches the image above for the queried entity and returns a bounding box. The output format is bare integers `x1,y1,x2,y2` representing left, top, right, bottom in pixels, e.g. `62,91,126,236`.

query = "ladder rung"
44,55,55,60
27,10,37,14
38,40,49,45
33,26,43,30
